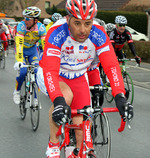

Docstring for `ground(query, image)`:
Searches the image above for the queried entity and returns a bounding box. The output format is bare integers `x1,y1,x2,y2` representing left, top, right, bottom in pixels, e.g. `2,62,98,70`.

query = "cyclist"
106,23,115,35
0,19,11,57
94,17,106,30
51,12,63,23
43,18,53,32
37,0,133,157
109,15,141,64
13,6,46,105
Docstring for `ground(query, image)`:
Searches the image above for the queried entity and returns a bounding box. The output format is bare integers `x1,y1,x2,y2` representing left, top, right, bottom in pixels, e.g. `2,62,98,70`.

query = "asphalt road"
0,50,150,158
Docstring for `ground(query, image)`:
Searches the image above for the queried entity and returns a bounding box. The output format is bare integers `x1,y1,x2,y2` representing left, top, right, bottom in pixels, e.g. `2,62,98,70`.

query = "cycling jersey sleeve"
40,29,63,102
126,30,136,56
15,33,24,62
15,22,25,62
128,42,137,56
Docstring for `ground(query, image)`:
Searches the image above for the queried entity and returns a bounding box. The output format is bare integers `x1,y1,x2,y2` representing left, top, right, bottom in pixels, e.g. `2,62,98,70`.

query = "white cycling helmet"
22,6,41,18
115,15,127,24
43,18,51,25
51,13,62,22
106,23,115,32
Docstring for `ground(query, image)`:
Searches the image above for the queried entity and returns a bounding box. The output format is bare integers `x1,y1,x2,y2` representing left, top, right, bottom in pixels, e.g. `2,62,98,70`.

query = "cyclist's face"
116,24,126,33
0,24,2,28
24,17,34,28
68,17,93,43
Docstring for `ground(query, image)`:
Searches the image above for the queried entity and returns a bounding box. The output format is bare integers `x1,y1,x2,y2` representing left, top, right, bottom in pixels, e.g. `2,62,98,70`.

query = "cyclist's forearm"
128,42,137,56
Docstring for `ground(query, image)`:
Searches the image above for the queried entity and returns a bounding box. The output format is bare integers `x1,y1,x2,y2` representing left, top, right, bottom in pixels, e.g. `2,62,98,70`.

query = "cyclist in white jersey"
37,0,133,157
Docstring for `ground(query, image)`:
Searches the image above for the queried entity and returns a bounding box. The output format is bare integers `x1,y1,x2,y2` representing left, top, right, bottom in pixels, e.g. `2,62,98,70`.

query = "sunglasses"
117,24,126,27
24,17,33,21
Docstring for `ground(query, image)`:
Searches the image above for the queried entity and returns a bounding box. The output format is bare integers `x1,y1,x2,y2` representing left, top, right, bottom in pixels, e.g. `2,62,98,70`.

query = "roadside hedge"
14,10,150,63
56,9,148,35
124,41,150,63
14,10,148,35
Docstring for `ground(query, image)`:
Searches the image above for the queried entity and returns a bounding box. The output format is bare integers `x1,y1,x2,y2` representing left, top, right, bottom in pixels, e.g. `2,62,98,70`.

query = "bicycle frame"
56,107,125,158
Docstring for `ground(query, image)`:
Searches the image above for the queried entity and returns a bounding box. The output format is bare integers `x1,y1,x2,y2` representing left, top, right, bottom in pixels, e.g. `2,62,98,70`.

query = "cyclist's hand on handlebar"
52,96,71,126
135,56,141,65
115,93,133,121
14,62,23,70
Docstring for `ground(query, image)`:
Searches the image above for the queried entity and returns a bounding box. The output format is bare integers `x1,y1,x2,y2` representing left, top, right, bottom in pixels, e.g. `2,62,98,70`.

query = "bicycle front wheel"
92,113,111,158
30,83,40,131
123,72,134,104
19,80,27,120
0,49,5,69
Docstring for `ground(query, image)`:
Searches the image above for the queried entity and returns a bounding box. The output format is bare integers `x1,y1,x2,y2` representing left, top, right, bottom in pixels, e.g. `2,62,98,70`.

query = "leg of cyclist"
13,45,39,105
0,32,8,57
47,81,73,158
46,75,91,158
28,45,39,105
13,63,27,104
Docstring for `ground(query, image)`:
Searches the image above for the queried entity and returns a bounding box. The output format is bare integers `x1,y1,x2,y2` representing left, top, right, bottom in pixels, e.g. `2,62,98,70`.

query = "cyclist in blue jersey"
13,6,46,105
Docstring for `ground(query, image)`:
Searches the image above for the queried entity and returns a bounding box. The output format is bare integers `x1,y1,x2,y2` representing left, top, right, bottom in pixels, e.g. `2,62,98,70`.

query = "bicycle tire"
103,74,113,103
92,113,111,158
0,49,5,69
19,80,27,120
123,72,134,104
104,87,114,103
30,83,40,131
88,152,97,158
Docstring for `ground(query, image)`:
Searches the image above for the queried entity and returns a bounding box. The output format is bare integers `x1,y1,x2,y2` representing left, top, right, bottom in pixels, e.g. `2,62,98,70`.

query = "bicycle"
57,85,128,158
118,58,138,104
0,39,6,69
19,60,41,131
101,58,138,104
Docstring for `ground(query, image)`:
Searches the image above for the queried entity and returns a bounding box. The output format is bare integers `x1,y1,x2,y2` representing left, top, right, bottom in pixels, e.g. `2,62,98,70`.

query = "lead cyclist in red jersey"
109,15,141,64
37,1,133,157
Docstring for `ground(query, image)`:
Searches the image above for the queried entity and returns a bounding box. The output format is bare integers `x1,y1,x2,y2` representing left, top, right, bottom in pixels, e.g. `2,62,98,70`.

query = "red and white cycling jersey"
0,24,10,36
39,18,125,102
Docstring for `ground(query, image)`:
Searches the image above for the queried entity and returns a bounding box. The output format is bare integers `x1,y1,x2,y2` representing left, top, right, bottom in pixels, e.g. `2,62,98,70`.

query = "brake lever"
124,110,131,129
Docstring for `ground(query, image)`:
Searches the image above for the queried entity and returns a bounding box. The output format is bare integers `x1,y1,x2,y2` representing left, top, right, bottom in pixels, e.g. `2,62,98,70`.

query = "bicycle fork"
79,120,95,158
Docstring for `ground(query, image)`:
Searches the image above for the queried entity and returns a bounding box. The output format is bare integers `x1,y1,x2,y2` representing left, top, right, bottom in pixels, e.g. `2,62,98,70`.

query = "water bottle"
65,146,75,158
26,81,30,91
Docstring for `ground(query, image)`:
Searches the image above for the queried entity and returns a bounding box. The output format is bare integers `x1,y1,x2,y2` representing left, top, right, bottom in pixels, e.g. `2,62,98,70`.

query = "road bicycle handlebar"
89,85,112,91
71,106,126,132
118,58,140,67
20,64,38,68
118,58,136,62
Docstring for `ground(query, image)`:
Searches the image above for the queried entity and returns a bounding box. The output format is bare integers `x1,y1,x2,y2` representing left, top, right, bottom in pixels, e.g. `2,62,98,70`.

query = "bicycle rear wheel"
19,80,27,120
0,49,5,69
123,72,134,104
92,113,111,158
30,83,40,131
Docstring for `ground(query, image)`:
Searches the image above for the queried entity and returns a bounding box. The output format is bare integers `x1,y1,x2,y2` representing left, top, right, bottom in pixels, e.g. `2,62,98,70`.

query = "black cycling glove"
115,93,133,121
135,56,141,64
52,96,71,126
